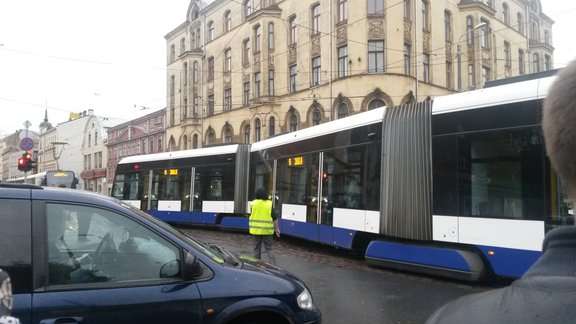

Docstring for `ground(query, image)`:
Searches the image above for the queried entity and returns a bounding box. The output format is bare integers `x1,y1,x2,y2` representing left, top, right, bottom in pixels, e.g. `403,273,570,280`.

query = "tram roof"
432,75,555,114
251,107,385,151
118,144,240,164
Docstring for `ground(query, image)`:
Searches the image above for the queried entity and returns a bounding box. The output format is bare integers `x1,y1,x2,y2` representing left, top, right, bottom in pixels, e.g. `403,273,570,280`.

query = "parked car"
0,183,321,324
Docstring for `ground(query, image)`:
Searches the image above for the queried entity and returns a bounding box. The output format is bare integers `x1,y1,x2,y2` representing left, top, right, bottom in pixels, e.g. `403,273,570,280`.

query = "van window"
0,199,32,293
45,204,180,287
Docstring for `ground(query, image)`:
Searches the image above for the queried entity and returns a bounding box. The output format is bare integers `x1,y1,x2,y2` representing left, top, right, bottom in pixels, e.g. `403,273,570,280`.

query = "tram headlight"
297,286,314,310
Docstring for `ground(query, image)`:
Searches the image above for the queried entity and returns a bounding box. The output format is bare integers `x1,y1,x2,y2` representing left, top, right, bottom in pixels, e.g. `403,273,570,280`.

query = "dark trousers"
252,235,276,265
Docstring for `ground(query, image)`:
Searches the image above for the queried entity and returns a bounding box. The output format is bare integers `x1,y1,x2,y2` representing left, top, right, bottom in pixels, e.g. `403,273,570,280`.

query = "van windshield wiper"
209,243,240,266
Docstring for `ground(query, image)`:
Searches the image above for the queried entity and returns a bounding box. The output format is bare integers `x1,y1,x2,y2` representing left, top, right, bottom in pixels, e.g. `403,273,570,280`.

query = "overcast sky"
0,0,574,137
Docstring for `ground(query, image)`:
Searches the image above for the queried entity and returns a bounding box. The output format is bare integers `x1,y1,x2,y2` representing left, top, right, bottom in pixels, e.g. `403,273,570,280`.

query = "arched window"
502,3,510,25
244,125,251,144
255,118,261,142
368,99,385,110
338,103,348,118
517,13,524,35
289,16,297,45
225,127,233,143
268,23,275,50
290,111,298,132
207,130,215,145
312,108,322,126
533,53,540,72
224,11,232,32
193,134,198,149
182,135,188,150
269,117,275,137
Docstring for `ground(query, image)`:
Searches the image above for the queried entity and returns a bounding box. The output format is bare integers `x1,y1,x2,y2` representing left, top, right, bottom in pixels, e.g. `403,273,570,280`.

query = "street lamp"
457,22,486,92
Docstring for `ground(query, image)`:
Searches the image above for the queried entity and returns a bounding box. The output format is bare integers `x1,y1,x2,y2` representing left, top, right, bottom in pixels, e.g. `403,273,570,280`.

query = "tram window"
113,172,145,201
433,127,546,220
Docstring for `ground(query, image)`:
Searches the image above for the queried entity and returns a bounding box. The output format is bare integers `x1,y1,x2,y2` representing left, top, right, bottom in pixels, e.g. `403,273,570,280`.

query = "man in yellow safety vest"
249,188,280,264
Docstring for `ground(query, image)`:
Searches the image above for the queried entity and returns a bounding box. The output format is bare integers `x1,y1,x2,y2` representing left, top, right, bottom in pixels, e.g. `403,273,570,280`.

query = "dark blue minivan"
0,184,321,323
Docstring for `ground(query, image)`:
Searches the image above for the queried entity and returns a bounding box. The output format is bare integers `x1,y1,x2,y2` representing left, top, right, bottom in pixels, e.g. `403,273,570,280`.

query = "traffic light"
17,152,33,172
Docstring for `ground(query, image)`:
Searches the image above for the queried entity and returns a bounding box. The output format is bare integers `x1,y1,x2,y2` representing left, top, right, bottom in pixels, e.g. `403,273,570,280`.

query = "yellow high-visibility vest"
249,199,274,235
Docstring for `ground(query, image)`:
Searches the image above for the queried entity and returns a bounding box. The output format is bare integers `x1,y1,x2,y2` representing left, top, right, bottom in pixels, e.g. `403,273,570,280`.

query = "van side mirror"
183,251,204,279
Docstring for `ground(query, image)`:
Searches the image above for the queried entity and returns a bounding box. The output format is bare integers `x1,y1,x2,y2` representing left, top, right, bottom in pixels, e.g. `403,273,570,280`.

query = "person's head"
542,58,576,198
255,188,269,200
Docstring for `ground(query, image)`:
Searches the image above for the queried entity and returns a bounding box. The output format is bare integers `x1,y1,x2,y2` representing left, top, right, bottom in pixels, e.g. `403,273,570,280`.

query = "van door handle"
40,317,83,324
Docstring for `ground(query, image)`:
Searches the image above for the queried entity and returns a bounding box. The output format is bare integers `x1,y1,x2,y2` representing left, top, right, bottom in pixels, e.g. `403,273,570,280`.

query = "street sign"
20,137,34,151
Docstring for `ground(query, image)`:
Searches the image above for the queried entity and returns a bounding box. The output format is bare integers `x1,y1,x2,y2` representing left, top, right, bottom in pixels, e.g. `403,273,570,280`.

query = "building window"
482,66,490,85
191,31,196,49
225,128,233,143
224,48,232,73
182,135,188,150
224,88,232,112
338,45,349,77
88,134,92,147
338,0,348,22
518,49,525,74
244,125,251,144
289,16,297,45
243,82,250,106
170,44,175,62
269,117,275,137
312,56,321,86
312,4,321,34
254,25,261,53
193,134,198,149
158,136,163,151
423,53,430,83
446,60,453,89
517,13,524,35
255,72,261,97
290,111,298,132
403,44,411,75
312,108,322,126
404,0,411,20
207,21,214,41
544,54,551,71
255,118,261,142
422,0,429,31
444,11,452,43
338,103,348,118
224,11,232,32
207,131,215,145
149,137,154,153
243,39,251,66
466,16,474,46
368,0,384,15
207,94,214,116
180,38,186,54
193,61,199,83
533,53,540,72
368,40,384,73
468,63,475,89
208,57,214,81
268,70,275,96
369,99,385,110
504,41,511,67
193,96,199,116
268,23,275,50
244,0,253,18
502,3,509,25
290,65,297,93
480,20,490,49
196,28,201,48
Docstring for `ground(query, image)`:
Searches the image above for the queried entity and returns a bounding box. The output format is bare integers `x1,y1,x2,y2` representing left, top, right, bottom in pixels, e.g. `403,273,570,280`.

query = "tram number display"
288,156,304,167
163,169,179,176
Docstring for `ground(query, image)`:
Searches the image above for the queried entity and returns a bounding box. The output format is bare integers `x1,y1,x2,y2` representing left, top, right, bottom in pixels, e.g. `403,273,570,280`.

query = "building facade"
106,108,166,192
163,0,553,149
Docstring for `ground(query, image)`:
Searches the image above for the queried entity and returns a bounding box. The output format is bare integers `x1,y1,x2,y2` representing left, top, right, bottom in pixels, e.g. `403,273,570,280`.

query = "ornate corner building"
164,0,553,150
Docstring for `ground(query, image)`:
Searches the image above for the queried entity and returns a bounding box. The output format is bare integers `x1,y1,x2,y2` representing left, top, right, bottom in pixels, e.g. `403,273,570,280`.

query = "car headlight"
297,287,314,310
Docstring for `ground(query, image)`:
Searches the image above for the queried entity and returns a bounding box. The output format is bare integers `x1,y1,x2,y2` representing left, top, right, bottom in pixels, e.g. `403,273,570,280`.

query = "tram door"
276,153,324,241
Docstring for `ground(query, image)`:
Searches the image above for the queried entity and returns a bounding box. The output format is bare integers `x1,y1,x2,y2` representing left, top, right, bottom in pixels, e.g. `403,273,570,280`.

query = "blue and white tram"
248,75,564,281
113,144,250,226
5,171,46,186
113,74,568,281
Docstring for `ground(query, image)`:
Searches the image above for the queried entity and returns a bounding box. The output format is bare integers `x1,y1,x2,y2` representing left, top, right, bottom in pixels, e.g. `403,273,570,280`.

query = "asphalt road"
177,226,497,324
